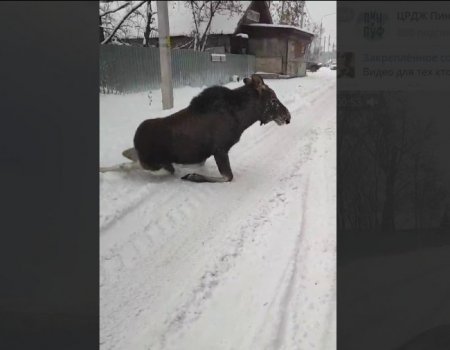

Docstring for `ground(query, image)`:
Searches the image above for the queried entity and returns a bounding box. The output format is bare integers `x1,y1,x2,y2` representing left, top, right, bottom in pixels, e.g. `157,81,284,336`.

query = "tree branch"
101,0,147,44
143,1,154,47
100,1,131,17
174,38,195,49
199,1,221,51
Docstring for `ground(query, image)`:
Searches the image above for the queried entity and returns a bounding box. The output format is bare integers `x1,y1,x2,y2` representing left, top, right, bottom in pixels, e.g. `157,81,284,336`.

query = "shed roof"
246,23,315,37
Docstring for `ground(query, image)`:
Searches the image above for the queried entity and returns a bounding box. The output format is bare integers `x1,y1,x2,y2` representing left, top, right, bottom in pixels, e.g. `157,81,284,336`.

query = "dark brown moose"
124,74,291,183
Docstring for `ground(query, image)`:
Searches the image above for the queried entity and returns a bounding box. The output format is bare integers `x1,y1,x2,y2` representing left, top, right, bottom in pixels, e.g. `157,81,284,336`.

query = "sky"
305,1,336,46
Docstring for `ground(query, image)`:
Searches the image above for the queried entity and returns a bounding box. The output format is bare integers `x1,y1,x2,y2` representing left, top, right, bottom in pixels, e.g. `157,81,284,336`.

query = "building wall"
204,35,232,53
247,35,310,76
255,56,282,73
248,37,287,74
286,37,307,77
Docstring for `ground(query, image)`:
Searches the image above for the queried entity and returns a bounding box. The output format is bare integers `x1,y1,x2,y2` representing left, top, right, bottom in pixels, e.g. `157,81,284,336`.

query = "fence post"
157,1,173,109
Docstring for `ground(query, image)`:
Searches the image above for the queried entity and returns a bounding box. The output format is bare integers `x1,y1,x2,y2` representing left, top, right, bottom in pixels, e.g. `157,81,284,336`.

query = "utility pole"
157,1,173,109
328,34,331,52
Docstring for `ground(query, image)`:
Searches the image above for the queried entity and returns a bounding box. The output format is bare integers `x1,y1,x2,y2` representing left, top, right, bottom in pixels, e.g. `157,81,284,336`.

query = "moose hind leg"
140,160,173,176
181,153,233,183
162,163,175,174
122,147,139,161
99,161,141,173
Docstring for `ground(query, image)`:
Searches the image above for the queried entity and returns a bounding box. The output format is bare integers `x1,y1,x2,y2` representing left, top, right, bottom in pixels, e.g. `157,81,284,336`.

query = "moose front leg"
181,153,233,183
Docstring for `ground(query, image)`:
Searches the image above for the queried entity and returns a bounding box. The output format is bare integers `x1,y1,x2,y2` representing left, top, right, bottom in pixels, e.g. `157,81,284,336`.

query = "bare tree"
100,1,156,46
306,21,321,61
100,15,105,42
143,1,156,46
100,1,130,17
101,1,146,44
273,1,305,27
100,1,130,43
185,1,243,51
100,1,242,49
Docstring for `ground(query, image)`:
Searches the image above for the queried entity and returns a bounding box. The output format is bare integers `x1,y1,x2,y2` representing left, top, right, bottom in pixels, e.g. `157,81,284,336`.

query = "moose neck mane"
232,85,264,133
187,84,264,135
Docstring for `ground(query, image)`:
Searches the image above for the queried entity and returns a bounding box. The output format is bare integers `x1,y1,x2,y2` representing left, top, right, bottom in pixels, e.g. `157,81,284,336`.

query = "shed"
236,23,315,77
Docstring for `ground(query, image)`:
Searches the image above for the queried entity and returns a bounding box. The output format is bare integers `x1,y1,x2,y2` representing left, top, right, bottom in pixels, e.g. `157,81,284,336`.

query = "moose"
101,74,291,182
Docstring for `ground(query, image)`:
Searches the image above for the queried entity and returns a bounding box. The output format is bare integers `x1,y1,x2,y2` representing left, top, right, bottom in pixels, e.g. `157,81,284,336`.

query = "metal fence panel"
100,45,255,94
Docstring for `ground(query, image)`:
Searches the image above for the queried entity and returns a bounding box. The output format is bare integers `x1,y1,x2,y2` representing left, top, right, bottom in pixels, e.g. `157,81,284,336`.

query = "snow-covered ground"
100,69,336,350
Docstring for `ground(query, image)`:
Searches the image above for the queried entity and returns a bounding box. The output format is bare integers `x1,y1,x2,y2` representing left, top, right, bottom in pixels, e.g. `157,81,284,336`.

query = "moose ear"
250,74,266,94
243,77,251,85
251,74,264,88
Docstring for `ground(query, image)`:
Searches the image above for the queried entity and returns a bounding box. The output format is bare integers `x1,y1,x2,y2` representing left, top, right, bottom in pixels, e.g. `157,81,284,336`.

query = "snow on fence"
100,45,256,94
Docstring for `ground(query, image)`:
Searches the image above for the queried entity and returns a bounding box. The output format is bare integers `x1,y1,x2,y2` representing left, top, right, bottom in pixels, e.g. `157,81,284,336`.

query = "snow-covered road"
100,69,336,350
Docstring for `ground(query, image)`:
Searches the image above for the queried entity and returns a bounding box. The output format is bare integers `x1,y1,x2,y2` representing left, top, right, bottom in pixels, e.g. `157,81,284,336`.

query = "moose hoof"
181,173,205,182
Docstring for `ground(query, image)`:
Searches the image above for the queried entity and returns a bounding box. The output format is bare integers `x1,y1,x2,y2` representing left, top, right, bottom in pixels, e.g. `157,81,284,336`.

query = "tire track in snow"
104,121,323,350
270,176,310,350
156,125,322,349
100,72,336,350
99,79,334,235
276,105,335,350
100,176,170,231
100,117,313,286
102,117,331,350
158,180,301,349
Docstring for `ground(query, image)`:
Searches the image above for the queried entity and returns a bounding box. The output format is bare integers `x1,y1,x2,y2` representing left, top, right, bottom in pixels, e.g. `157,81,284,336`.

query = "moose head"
243,74,291,126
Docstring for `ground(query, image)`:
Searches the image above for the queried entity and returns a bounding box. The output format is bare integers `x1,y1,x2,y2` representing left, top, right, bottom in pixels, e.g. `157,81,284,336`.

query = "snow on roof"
247,23,315,36
235,33,249,39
